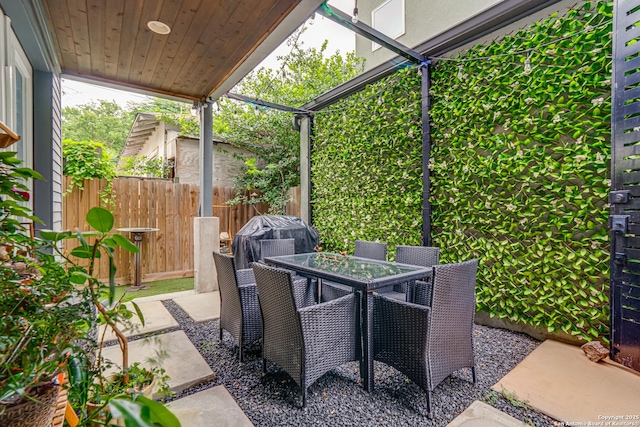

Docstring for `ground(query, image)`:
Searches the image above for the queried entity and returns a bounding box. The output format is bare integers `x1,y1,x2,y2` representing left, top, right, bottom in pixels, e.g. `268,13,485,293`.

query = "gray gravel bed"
162,300,556,426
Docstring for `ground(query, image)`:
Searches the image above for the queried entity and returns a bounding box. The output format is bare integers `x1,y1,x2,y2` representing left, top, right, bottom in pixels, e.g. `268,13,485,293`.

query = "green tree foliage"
312,1,612,341
214,29,364,213
62,139,116,204
62,100,134,156
129,98,199,137
118,155,173,178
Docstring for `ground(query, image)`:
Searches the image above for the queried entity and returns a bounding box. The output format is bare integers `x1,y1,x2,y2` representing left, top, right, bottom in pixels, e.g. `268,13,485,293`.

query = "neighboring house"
119,113,252,187
355,0,499,70
354,0,573,71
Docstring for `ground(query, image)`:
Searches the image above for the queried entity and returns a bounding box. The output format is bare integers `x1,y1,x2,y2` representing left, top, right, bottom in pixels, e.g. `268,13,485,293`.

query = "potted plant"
0,151,179,426
1,151,93,427
40,207,180,426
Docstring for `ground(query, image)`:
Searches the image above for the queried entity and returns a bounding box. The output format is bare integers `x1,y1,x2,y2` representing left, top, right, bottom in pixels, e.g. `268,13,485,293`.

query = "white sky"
61,0,355,108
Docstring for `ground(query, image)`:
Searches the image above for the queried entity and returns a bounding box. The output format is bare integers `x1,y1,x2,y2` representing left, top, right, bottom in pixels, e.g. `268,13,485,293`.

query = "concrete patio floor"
494,339,640,424
112,289,640,426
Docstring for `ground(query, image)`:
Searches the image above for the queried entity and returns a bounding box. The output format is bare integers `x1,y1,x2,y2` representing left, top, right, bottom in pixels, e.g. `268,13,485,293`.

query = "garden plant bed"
163,300,556,426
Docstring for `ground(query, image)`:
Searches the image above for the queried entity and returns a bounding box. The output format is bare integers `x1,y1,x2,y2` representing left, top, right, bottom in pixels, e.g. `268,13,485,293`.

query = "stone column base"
194,217,219,293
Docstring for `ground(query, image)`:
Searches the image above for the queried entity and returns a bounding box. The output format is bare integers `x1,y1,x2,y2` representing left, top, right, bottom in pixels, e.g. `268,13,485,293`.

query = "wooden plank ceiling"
40,0,301,100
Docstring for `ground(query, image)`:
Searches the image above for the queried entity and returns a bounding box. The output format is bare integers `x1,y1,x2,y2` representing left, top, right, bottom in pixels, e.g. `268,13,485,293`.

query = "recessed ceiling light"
147,20,171,35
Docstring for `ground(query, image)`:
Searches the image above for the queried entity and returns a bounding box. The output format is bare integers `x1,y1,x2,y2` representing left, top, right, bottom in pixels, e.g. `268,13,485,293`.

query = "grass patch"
114,277,194,302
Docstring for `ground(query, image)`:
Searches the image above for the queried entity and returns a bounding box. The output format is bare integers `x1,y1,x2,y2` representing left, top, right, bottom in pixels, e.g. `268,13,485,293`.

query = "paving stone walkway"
115,290,590,426
101,291,251,426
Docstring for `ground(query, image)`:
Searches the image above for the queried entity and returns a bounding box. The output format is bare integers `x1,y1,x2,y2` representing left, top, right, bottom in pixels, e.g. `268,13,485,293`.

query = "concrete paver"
446,401,528,427
167,386,254,427
102,330,215,397
493,339,640,424
99,300,179,340
99,292,640,426
173,291,220,322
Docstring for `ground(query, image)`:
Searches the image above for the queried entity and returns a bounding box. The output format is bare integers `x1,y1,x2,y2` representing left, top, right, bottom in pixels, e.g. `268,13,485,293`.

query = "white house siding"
137,122,166,159
356,0,502,70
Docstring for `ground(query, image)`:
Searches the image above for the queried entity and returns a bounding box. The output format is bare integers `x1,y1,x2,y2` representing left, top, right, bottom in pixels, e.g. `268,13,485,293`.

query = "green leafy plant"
118,155,173,178
312,0,612,341
0,152,43,240
62,139,117,205
312,67,423,252
1,153,94,420
40,207,178,425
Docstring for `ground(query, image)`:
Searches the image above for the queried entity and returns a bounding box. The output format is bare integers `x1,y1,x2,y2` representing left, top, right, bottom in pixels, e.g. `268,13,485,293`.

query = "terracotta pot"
0,382,60,427
86,375,156,427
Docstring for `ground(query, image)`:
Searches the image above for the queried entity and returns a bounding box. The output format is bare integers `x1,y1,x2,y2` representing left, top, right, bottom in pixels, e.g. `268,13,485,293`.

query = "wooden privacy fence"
63,177,300,284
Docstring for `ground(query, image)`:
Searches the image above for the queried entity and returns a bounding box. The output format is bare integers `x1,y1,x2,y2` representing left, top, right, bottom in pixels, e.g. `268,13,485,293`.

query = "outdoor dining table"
264,252,432,392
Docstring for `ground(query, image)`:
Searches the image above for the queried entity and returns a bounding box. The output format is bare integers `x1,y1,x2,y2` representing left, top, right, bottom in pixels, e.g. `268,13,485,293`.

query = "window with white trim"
372,0,405,51
2,14,34,211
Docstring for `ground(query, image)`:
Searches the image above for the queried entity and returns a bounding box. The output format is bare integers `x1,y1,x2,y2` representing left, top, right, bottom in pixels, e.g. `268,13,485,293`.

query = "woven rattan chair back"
260,238,316,307
373,259,478,416
354,240,387,261
395,246,440,304
253,261,359,407
213,251,262,363
213,251,244,343
396,245,440,267
260,238,296,260
251,262,304,384
428,259,478,388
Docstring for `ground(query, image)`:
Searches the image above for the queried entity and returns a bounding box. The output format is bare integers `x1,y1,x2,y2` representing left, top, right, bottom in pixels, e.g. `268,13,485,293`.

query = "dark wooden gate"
610,0,640,372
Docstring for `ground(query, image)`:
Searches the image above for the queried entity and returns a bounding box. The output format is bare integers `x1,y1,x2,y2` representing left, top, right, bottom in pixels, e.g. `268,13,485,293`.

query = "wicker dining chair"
354,239,387,260
373,259,478,416
251,262,359,407
260,238,296,259
395,245,440,305
260,238,316,307
322,240,387,301
213,251,262,363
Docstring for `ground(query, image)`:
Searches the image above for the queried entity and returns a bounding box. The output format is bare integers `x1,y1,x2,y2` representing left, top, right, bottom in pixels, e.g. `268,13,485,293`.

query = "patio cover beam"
225,92,311,115
303,0,562,111
315,3,425,65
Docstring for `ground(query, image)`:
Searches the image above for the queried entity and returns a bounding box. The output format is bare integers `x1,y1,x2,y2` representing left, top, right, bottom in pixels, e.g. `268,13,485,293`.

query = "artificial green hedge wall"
312,1,612,340
312,70,423,250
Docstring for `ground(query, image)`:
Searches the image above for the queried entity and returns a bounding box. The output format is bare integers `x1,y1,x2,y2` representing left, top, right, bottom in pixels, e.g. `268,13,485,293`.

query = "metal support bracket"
614,252,626,265
609,190,630,204
611,215,629,233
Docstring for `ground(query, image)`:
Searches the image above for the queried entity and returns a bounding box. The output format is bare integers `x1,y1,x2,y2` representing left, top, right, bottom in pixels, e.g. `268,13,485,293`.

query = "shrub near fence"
63,176,300,284
312,1,611,341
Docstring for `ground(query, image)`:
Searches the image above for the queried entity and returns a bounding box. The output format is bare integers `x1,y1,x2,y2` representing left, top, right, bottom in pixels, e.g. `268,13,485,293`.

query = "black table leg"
361,290,374,392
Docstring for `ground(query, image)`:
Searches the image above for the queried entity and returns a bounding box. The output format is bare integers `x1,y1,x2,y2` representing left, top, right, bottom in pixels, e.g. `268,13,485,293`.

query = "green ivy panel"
312,68,424,253
312,1,612,341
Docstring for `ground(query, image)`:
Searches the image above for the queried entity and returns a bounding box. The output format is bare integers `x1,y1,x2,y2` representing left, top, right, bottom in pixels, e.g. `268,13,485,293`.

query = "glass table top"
265,252,428,283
